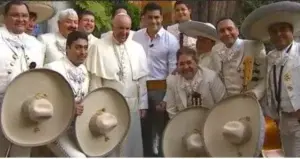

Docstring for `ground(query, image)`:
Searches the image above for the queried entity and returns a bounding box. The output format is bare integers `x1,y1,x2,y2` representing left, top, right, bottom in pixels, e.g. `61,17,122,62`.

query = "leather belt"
146,80,167,91
281,111,298,117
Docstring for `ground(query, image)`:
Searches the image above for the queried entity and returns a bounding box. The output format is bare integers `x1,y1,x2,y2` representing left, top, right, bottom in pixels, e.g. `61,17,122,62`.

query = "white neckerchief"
271,43,293,66
4,27,31,73
63,57,86,102
180,69,202,95
218,38,242,62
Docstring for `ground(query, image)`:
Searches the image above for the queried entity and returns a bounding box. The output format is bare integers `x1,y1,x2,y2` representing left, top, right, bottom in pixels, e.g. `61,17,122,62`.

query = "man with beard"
0,0,45,157
77,10,98,48
86,13,148,157
167,0,196,49
166,47,226,118
132,2,179,157
44,31,89,157
210,17,266,100
38,8,78,64
101,4,135,39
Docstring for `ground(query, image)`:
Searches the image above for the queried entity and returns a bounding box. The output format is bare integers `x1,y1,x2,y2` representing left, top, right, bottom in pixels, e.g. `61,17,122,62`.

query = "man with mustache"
77,10,98,48
86,13,148,157
0,0,45,157
101,4,135,39
132,2,179,157
44,31,89,157
167,0,196,49
209,17,266,100
38,8,78,64
166,46,226,118
241,1,300,157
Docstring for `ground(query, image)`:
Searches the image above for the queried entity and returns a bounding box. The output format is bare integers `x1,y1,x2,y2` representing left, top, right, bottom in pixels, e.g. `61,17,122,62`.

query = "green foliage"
75,1,112,35
74,1,141,36
124,3,141,31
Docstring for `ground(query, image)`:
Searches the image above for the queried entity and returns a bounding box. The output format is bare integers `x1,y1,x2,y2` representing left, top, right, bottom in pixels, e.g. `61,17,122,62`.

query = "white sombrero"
162,107,210,157
0,1,55,24
179,21,219,42
203,94,265,157
1,69,75,147
241,1,300,41
75,87,130,157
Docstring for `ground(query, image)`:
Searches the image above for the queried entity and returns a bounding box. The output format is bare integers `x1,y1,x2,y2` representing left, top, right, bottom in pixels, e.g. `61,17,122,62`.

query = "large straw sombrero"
0,1,55,24
203,94,265,157
162,107,210,157
1,69,75,147
179,21,219,42
75,87,130,157
241,1,300,41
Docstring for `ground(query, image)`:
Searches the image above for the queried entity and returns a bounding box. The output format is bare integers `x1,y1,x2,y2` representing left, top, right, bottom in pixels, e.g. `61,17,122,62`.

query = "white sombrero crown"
1,69,75,147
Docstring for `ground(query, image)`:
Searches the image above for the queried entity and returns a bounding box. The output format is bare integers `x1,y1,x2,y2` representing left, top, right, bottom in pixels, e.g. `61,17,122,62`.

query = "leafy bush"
74,0,141,36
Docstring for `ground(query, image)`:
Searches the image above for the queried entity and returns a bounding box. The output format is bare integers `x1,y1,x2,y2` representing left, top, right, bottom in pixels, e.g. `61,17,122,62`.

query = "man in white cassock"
38,8,78,64
44,31,89,157
86,13,148,157
100,4,135,40
0,0,45,157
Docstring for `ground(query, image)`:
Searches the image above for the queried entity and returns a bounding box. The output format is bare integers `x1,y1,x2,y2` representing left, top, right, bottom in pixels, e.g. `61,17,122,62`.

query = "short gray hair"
58,8,78,21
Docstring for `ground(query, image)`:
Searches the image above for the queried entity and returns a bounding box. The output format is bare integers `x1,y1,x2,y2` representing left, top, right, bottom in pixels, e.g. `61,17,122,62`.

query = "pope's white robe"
167,23,197,50
166,67,226,119
86,34,148,157
88,34,98,49
264,41,300,157
0,26,45,157
38,32,67,64
210,38,267,100
44,57,89,157
100,30,135,40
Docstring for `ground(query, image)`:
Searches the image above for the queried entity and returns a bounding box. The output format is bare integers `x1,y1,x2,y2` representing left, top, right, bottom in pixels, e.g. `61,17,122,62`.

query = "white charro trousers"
47,130,86,157
279,113,300,157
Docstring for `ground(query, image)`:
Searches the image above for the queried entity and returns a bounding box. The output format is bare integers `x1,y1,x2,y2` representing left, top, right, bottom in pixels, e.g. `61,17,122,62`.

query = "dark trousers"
141,90,169,157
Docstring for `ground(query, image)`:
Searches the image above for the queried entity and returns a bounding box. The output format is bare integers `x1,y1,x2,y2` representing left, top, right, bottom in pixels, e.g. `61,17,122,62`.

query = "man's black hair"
142,2,162,16
66,31,88,48
4,0,29,15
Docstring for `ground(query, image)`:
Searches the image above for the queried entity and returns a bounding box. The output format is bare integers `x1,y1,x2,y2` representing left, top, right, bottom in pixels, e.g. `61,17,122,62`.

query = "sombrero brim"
162,107,210,157
75,87,131,157
0,2,55,24
27,2,56,23
241,1,300,42
179,21,219,42
1,69,75,147
203,94,265,157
